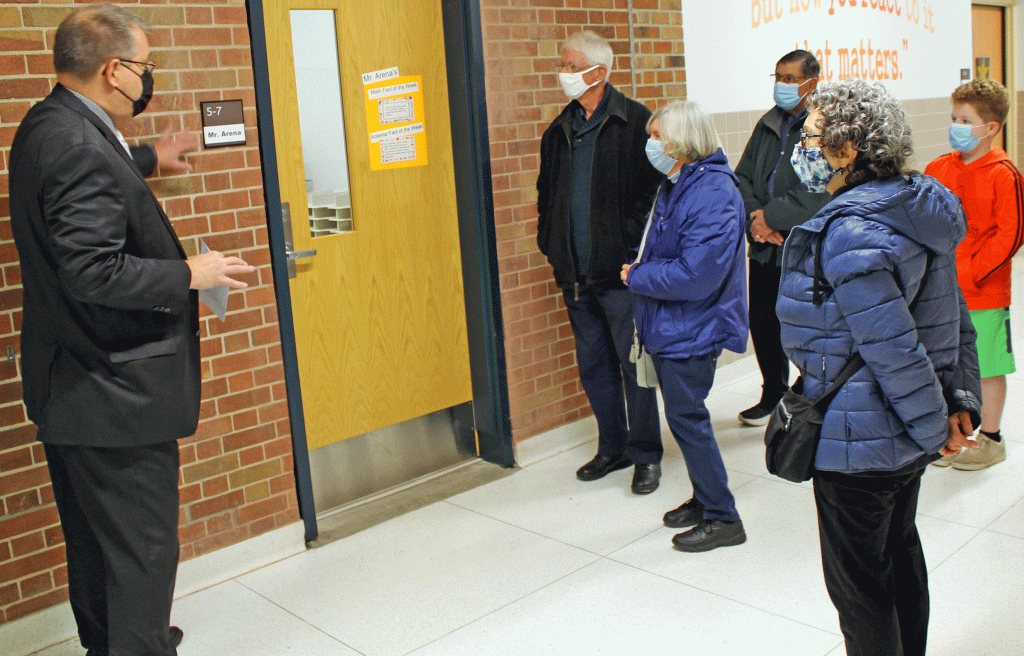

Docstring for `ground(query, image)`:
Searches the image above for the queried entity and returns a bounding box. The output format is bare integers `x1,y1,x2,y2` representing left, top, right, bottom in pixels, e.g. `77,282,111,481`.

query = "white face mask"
558,64,601,99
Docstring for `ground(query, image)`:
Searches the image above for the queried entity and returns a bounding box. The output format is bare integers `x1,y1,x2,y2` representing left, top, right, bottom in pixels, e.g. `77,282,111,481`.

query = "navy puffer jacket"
628,148,748,359
777,175,982,473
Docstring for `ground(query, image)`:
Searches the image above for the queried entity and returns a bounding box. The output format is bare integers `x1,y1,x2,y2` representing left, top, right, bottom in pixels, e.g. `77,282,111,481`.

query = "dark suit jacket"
9,84,201,447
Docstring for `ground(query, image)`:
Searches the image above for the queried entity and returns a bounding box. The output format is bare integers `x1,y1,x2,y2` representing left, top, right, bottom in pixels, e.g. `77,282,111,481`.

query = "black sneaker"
663,498,704,528
738,402,776,426
672,519,747,552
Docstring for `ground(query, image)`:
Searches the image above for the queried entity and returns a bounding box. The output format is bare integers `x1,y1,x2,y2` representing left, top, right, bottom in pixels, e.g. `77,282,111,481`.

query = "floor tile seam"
598,553,845,640
979,523,1024,542
913,510,1000,530
439,498,625,557
397,557,609,656
231,579,368,654
922,525,984,573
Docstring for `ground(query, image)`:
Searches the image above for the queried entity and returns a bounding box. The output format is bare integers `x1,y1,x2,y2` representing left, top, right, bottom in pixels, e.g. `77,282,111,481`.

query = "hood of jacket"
674,147,738,189
807,174,966,256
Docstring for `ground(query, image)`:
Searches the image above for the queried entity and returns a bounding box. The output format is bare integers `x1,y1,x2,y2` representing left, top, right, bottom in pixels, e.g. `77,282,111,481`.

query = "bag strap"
632,182,666,351
634,182,664,265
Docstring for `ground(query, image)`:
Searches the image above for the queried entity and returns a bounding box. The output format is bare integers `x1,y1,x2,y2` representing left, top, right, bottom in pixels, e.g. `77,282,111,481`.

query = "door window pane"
290,10,353,236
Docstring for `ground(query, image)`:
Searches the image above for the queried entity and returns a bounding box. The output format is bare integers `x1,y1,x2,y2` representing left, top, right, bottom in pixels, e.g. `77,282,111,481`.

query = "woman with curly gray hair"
775,79,982,656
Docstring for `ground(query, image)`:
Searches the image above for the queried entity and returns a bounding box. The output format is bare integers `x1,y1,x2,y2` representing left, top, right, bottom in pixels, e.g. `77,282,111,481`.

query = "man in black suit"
8,5,254,655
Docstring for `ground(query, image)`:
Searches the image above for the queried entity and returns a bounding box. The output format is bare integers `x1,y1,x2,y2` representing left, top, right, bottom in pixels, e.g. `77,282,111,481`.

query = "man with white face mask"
734,49,830,427
537,30,663,494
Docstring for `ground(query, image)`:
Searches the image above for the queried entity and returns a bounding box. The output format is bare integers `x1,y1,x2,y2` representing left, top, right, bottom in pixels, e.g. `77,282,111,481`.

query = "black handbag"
764,214,932,483
764,356,864,482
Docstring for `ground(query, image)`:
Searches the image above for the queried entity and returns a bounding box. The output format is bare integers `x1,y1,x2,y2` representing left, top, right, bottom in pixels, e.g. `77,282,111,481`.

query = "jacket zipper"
563,125,579,300
583,115,611,296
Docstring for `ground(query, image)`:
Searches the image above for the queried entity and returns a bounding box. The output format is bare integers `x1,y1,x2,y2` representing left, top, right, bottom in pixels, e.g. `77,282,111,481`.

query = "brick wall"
0,2,299,624
481,0,685,443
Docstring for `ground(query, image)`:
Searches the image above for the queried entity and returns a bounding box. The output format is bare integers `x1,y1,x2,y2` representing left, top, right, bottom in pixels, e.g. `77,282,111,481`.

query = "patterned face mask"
790,143,837,193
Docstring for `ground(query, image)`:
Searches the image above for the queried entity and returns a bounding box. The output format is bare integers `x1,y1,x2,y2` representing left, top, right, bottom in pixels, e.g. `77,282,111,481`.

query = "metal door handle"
286,249,317,260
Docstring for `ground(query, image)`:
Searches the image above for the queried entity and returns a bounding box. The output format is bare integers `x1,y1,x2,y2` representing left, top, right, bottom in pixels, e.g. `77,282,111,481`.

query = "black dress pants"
814,468,929,656
45,441,181,656
748,258,789,404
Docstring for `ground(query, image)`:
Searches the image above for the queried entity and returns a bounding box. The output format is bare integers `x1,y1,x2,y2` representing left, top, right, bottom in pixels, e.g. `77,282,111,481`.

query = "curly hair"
951,78,1009,126
806,80,913,184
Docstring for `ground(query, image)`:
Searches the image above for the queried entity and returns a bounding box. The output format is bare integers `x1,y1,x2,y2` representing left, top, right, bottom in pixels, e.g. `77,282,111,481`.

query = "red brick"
0,545,64,583
188,490,244,520
0,445,32,472
222,423,275,453
5,586,68,622
18,571,51,597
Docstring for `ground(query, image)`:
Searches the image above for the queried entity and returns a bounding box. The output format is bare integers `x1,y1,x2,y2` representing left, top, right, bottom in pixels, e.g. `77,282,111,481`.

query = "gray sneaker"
931,451,958,467
951,434,1006,471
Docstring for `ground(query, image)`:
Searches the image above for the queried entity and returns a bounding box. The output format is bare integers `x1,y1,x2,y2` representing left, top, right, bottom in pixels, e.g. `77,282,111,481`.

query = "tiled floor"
34,285,1024,655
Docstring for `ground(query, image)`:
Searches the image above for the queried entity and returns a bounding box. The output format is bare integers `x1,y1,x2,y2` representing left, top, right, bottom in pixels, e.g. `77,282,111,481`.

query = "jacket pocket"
108,334,182,363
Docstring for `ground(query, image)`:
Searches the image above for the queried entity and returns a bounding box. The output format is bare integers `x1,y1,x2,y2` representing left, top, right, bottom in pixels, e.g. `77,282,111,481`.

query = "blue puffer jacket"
777,175,982,473
628,148,748,359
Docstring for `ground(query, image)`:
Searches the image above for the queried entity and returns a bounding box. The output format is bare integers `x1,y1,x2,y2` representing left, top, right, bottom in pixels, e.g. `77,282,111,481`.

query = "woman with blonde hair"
622,101,748,552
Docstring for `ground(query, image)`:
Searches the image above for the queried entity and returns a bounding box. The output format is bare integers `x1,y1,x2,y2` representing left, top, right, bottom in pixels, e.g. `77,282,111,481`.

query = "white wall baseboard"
513,415,598,467
2,521,305,656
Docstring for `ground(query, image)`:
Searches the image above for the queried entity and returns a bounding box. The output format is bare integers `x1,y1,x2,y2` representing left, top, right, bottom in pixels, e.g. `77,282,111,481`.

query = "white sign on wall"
681,0,972,114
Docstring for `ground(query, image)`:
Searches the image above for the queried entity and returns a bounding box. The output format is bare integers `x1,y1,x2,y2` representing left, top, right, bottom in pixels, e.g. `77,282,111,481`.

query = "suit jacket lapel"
49,85,188,259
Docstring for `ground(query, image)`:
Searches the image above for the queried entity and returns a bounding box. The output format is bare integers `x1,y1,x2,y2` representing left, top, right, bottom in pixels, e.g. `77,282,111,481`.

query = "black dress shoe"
576,454,632,481
663,498,704,528
672,519,746,552
631,464,661,494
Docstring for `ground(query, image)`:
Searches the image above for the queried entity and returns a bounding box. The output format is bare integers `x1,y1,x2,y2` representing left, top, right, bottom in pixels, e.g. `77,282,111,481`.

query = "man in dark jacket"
735,50,830,426
537,31,663,493
9,6,253,655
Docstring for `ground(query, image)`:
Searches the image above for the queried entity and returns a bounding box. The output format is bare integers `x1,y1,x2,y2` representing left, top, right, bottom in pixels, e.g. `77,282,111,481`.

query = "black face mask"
116,66,153,117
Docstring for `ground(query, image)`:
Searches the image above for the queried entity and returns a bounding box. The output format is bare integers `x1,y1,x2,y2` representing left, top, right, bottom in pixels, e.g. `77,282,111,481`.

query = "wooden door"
262,0,473,449
972,3,1006,149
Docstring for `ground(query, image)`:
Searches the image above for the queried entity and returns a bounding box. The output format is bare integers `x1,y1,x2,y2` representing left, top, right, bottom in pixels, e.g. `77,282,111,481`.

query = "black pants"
814,468,929,656
748,259,789,404
562,287,662,464
45,442,181,656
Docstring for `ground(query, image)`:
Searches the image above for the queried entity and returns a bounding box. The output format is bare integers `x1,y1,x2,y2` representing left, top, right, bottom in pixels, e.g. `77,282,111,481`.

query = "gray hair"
647,101,721,163
806,79,913,183
54,4,149,79
562,31,612,81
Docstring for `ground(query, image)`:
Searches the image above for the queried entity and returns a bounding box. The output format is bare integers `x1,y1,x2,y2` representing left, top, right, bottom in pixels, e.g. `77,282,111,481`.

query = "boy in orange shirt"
926,79,1024,470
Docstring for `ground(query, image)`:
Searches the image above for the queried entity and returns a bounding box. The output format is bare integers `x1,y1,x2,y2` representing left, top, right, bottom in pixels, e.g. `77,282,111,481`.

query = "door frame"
972,0,1017,163
245,0,512,544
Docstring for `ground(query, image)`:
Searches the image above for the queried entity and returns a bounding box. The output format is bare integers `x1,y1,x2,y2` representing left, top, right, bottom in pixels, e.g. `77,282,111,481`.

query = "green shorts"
970,307,1016,378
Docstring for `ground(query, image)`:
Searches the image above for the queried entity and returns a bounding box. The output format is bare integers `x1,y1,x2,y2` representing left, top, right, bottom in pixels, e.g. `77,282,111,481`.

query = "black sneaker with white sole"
738,402,776,426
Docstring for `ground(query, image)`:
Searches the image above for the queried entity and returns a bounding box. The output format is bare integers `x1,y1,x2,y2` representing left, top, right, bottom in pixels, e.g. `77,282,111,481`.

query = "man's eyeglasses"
119,58,157,75
799,131,824,147
771,73,808,84
556,61,590,73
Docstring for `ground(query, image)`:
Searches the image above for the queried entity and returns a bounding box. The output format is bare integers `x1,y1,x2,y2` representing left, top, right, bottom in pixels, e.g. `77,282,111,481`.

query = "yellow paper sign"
365,75,427,170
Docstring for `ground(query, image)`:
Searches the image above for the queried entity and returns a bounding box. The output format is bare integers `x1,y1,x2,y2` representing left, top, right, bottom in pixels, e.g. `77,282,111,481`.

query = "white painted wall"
682,0,973,114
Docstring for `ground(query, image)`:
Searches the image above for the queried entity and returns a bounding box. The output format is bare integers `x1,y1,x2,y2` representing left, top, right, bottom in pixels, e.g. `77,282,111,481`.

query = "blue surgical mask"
790,143,837,193
645,139,677,175
774,82,804,111
949,123,982,153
